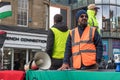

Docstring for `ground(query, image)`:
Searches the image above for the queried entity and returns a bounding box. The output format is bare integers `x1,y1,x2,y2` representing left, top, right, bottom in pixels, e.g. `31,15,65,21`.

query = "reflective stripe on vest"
70,26,96,69
51,27,69,59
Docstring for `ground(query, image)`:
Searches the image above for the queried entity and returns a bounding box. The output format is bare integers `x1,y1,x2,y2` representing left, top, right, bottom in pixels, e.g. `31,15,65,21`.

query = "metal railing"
102,31,120,39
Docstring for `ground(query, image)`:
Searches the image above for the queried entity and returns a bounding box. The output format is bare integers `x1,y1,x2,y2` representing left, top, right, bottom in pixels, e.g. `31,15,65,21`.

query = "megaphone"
24,52,51,70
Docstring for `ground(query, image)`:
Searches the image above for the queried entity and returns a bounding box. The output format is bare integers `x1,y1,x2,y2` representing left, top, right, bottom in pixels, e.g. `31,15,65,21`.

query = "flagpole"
1,47,4,70
0,0,2,70
0,0,2,24
0,19,1,24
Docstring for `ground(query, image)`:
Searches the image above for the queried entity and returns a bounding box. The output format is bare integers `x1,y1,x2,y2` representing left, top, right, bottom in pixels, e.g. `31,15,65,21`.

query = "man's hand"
58,63,70,70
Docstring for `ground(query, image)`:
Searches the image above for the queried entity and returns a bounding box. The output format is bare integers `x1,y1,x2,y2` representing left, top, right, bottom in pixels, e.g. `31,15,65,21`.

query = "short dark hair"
54,14,63,23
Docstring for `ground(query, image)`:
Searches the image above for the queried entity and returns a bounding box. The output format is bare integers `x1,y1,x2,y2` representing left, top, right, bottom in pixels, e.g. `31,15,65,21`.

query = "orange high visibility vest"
70,26,96,69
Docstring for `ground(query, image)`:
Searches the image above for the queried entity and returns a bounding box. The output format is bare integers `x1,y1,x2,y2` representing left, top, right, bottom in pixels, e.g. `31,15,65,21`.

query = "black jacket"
46,22,68,58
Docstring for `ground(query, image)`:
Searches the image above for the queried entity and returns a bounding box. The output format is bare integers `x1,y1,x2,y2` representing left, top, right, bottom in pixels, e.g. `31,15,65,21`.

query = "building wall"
50,3,71,29
1,0,49,29
30,0,47,29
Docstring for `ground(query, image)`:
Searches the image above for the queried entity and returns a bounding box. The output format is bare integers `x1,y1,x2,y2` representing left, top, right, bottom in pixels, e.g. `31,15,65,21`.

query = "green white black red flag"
0,2,12,19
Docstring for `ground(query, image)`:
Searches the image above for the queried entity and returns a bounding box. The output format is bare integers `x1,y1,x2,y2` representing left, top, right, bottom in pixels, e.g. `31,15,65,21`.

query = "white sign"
4,31,47,51
114,54,120,63
113,49,120,54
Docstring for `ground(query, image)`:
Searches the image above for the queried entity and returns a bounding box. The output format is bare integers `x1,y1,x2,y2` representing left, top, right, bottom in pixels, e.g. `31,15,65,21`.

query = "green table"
26,70,120,80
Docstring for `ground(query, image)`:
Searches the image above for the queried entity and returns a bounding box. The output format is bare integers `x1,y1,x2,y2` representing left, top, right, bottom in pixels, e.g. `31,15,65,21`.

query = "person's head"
54,14,63,24
76,10,88,27
88,4,100,15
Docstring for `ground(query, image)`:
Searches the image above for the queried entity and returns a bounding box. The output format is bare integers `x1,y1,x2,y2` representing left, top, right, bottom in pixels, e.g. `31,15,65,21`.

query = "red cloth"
0,70,25,80
0,30,6,34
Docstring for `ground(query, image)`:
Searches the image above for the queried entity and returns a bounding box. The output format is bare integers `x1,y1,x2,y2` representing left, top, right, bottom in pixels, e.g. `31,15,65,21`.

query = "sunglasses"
80,15,88,18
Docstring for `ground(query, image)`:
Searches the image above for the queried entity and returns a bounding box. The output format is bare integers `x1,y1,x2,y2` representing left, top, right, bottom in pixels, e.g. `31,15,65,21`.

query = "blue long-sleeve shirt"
63,25,103,65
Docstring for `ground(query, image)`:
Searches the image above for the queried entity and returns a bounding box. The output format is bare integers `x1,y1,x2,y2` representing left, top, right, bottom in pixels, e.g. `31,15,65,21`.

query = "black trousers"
50,58,63,70
77,64,99,71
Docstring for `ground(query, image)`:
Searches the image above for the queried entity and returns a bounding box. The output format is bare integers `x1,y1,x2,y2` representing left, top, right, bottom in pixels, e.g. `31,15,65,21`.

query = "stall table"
0,70,25,80
26,69,120,80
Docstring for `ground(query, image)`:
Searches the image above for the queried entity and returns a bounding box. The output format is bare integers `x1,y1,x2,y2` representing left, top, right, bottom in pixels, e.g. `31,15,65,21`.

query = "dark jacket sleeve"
63,34,72,64
94,30,103,64
46,29,54,58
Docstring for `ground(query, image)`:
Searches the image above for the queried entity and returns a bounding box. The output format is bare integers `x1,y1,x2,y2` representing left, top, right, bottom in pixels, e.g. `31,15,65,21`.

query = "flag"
0,30,6,48
0,2,12,19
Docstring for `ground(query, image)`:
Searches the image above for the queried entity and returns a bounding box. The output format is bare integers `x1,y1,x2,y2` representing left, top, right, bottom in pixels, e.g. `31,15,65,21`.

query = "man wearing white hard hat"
87,4,101,35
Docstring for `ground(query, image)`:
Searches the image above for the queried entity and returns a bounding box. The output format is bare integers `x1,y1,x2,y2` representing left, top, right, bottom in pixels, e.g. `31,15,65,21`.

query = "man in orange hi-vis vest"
58,10,103,70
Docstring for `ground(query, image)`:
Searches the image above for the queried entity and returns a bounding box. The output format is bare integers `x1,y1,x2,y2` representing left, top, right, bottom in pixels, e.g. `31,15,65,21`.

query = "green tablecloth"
26,70,120,80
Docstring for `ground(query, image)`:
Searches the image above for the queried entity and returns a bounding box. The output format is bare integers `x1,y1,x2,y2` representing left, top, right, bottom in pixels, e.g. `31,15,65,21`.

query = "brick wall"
0,0,49,29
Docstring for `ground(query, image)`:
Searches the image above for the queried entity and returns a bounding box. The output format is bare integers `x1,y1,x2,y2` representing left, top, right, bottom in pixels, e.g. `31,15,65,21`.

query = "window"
69,0,77,4
117,0,120,5
102,5,110,31
102,0,110,4
87,0,94,4
95,0,102,4
96,5,102,29
110,0,116,4
116,6,120,28
17,0,28,27
49,4,71,27
110,5,117,29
